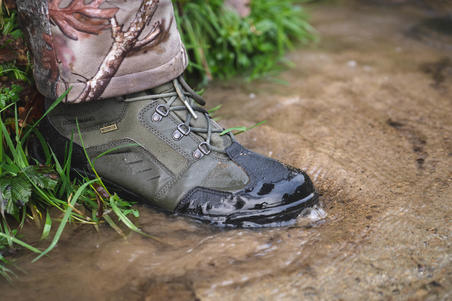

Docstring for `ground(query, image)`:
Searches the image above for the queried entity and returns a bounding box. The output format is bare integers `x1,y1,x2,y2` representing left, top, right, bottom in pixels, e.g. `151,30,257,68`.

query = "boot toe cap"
175,143,317,227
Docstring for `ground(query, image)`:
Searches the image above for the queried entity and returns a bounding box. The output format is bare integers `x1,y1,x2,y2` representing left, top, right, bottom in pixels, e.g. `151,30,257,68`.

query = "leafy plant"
0,84,22,109
0,10,22,39
0,4,147,279
0,6,30,86
0,90,149,276
0,62,28,82
175,0,315,84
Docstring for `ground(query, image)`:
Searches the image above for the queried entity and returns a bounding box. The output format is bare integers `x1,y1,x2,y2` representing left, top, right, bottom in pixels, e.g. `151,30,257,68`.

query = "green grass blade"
1,219,13,247
75,119,110,195
0,102,14,113
21,88,71,143
0,116,17,157
40,210,52,240
0,257,15,282
0,232,41,254
93,143,138,162
103,214,126,239
220,120,266,136
33,178,98,262
109,195,144,235
108,195,162,243
31,129,52,165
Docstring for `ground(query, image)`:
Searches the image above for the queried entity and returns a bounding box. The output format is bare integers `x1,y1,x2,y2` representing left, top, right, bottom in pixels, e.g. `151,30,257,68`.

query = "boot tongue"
150,82,232,150
150,82,174,94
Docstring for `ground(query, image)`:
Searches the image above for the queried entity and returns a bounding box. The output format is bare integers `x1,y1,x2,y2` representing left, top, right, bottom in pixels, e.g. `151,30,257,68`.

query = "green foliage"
0,92,147,278
0,84,22,109
175,0,315,84
0,11,23,39
0,7,30,83
0,5,160,276
0,62,28,82
0,6,147,274
0,166,58,216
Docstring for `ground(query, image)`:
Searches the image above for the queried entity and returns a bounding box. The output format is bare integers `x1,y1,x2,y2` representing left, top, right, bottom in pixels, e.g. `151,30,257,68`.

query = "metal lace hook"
173,79,198,120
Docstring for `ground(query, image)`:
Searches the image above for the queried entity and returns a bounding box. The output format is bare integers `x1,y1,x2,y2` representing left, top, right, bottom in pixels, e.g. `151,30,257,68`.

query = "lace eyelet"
152,104,169,122
172,124,191,141
193,143,211,159
198,142,211,155
177,123,191,135
156,104,169,117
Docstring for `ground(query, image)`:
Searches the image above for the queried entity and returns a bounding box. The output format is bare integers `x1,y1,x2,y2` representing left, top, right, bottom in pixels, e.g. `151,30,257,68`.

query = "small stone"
347,60,357,68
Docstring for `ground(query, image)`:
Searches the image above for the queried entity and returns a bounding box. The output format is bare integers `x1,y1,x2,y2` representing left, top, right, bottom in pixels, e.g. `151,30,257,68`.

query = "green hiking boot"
35,76,318,227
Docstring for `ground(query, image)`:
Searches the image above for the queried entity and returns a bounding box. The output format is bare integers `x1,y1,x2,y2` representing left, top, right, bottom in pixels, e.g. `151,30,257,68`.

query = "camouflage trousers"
16,0,187,103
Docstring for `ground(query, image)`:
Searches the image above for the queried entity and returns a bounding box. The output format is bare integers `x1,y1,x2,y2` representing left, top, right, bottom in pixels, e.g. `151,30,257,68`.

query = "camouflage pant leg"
15,0,187,103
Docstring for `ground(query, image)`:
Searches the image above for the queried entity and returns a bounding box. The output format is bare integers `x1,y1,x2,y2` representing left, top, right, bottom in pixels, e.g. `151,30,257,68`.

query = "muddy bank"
1,1,451,300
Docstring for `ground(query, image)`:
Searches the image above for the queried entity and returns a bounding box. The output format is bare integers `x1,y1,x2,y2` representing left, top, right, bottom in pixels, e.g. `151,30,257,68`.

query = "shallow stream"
1,1,451,300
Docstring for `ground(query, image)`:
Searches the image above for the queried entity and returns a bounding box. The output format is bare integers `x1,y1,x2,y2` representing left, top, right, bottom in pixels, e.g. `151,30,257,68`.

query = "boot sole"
181,192,319,228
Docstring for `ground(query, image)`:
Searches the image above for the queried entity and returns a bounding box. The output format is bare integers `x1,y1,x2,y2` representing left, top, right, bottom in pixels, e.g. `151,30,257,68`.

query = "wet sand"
1,1,451,300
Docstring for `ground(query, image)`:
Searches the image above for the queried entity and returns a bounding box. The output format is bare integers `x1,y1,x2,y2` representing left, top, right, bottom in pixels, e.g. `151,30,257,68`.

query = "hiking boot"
35,76,318,227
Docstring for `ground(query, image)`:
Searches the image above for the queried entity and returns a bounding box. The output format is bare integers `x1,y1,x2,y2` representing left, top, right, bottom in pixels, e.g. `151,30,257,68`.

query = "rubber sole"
181,192,319,228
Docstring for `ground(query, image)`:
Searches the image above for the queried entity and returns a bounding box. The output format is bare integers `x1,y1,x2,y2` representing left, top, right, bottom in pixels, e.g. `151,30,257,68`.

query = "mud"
1,1,451,300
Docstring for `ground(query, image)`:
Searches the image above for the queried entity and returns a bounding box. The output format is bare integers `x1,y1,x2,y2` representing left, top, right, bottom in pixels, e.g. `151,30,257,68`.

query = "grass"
0,87,145,278
0,6,144,280
175,0,316,85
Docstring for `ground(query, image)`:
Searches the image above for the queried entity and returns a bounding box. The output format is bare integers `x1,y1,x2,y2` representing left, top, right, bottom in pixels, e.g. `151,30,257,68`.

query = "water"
1,1,451,300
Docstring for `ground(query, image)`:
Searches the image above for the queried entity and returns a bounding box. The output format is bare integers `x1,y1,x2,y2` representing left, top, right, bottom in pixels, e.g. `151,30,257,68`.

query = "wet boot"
37,76,318,227
17,0,317,227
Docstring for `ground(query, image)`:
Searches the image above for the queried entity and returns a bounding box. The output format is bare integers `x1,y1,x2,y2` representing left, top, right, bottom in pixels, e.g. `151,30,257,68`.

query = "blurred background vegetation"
175,0,315,84
0,0,315,279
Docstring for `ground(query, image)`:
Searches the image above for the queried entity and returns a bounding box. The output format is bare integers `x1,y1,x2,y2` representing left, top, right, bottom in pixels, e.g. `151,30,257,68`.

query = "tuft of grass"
175,0,316,84
0,88,146,274
0,5,145,279
0,6,30,83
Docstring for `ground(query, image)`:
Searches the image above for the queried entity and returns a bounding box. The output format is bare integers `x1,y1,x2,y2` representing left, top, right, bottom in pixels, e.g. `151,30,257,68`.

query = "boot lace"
123,75,232,159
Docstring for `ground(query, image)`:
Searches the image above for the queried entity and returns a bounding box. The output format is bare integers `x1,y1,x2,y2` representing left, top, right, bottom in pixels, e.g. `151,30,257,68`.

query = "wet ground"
1,1,451,300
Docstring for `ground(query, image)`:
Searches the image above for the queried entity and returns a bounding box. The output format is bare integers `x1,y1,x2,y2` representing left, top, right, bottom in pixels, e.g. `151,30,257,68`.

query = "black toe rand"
175,143,318,227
